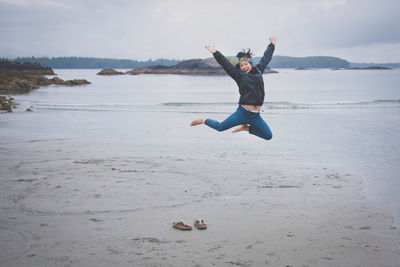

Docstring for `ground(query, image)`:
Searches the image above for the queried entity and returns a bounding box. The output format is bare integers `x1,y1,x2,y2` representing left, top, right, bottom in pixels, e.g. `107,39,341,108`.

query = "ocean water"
4,68,400,226
14,68,400,112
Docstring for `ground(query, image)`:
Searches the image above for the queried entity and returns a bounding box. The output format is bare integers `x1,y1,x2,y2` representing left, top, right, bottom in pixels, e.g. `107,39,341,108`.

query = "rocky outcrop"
126,58,278,75
0,60,91,95
347,66,392,70
331,66,393,70
97,69,125,75
126,66,227,76
173,59,218,70
0,60,55,74
46,77,91,86
0,95,15,112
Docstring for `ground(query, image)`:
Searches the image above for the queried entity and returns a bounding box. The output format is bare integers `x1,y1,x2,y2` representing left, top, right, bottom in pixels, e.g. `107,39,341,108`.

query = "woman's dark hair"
236,49,253,69
236,48,253,60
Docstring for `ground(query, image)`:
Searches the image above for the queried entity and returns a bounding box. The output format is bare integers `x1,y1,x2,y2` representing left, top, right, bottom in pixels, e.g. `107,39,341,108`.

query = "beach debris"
225,260,252,266
132,237,171,244
14,178,36,182
258,184,301,189
286,232,295,237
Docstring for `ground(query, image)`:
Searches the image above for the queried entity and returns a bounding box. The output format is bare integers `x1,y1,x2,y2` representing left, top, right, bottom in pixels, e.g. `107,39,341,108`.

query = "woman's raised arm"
269,36,276,46
256,36,276,73
205,45,241,82
205,45,216,54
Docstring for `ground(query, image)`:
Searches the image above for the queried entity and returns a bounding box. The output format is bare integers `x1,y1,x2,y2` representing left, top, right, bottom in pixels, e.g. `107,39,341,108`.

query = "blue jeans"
205,105,273,140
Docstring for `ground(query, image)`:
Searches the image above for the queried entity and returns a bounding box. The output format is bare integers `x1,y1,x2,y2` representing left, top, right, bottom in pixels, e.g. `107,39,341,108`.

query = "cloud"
0,0,70,8
0,0,399,62
280,0,400,48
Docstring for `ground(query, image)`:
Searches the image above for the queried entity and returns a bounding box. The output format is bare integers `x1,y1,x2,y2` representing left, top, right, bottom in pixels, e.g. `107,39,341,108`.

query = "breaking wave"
32,99,400,112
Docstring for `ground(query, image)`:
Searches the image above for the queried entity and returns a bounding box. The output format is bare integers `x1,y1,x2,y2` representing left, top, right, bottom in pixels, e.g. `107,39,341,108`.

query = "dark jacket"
213,43,275,106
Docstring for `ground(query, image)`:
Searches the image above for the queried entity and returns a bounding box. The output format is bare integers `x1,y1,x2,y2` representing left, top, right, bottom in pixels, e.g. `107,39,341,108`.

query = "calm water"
15,68,400,112
5,68,400,225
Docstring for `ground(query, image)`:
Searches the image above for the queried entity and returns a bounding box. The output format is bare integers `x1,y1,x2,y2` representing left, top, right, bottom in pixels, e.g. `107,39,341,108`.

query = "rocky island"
128,57,278,75
98,57,278,76
125,59,226,75
0,60,91,112
347,66,392,70
0,60,91,95
97,69,125,75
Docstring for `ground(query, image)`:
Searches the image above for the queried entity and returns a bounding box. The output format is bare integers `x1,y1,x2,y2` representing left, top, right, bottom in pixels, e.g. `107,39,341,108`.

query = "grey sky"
1,0,399,62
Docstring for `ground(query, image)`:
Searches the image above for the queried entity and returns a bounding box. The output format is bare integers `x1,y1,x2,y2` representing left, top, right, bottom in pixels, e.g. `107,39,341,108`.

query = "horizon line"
1,56,400,65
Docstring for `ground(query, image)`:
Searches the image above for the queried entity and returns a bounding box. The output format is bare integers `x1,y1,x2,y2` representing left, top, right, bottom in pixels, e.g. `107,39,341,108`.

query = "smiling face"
239,60,252,74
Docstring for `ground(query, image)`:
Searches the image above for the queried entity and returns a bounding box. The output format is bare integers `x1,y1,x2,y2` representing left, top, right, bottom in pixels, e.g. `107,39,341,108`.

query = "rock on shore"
0,95,15,112
0,60,91,95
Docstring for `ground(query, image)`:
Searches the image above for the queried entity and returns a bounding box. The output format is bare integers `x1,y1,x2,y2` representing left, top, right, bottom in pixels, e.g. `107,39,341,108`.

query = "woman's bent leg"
205,108,247,132
249,114,273,140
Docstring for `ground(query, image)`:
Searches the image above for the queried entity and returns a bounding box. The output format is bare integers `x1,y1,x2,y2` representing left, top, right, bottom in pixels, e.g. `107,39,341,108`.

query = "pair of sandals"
172,219,207,230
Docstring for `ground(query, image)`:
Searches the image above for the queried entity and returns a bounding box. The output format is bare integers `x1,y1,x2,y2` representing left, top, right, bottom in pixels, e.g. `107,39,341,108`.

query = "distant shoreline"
5,56,400,70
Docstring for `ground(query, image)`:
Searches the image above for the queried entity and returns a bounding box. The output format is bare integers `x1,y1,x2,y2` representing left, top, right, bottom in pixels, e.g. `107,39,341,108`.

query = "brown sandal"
172,221,192,230
194,219,207,230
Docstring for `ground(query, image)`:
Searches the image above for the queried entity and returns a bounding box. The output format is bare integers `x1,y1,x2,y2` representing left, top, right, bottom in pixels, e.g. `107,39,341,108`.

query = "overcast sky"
1,0,399,62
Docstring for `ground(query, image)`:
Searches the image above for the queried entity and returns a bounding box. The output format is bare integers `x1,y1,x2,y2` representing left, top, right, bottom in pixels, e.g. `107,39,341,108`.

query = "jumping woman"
190,36,276,140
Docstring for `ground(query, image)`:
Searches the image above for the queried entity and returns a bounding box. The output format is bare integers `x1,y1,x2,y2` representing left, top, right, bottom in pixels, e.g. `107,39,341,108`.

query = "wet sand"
1,108,400,266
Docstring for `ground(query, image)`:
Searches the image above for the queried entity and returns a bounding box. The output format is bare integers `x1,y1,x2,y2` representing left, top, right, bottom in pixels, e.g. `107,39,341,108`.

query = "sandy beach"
2,0,400,263
1,104,400,266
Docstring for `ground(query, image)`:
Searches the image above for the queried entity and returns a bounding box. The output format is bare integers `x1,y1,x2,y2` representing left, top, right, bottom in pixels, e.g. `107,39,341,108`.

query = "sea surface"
3,68,400,226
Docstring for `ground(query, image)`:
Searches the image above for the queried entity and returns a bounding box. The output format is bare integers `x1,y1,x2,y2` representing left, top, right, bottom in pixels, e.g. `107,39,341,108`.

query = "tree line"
3,55,353,69
8,57,182,69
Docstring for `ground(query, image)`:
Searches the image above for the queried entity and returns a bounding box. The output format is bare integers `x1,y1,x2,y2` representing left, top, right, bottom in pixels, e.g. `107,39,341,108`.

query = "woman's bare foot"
190,118,206,126
232,124,249,133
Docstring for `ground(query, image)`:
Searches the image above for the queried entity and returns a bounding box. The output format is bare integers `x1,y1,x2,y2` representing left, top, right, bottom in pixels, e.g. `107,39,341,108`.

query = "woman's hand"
269,36,276,46
205,45,216,54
